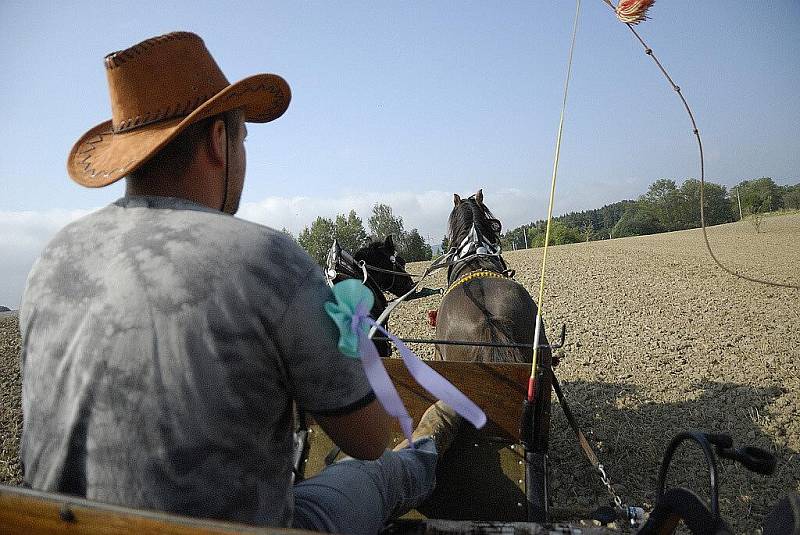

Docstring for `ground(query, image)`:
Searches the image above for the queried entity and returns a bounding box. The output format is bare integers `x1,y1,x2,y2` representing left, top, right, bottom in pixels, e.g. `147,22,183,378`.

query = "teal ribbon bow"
324,279,374,358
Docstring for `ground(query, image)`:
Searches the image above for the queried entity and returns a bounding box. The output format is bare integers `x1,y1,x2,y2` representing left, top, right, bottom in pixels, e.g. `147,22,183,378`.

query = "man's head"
67,32,290,212
126,108,248,214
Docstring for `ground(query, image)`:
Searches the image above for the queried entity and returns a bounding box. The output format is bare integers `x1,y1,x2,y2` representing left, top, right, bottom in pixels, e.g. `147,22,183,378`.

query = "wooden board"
383,359,530,442
0,484,313,535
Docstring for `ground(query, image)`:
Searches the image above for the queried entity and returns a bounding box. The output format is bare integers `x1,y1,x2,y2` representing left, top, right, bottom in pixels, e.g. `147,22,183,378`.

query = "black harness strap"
551,371,601,468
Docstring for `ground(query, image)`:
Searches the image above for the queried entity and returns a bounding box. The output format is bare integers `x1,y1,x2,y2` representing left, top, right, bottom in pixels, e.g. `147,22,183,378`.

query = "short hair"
129,109,241,180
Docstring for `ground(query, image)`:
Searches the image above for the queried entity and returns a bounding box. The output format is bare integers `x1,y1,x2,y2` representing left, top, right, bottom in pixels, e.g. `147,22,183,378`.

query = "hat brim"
68,73,291,188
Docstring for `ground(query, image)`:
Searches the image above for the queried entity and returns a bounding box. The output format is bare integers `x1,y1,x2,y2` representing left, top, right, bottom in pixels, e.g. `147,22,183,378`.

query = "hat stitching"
105,32,196,70
79,133,112,178
113,94,210,134
77,143,97,155
81,134,134,178
222,81,286,116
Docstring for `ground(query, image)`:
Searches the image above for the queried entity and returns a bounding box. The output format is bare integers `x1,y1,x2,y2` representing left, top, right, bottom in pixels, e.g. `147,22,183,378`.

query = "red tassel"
616,0,655,24
427,309,438,327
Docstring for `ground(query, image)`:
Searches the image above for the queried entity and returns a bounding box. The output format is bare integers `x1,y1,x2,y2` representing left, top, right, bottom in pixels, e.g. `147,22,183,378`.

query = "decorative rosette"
325,279,486,447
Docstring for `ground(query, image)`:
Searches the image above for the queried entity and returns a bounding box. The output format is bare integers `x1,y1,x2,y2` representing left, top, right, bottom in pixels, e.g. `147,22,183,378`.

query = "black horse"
434,189,548,364
326,235,415,357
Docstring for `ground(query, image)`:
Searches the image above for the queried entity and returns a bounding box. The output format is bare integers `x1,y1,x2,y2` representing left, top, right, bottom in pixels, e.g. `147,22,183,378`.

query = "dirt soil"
1,213,798,533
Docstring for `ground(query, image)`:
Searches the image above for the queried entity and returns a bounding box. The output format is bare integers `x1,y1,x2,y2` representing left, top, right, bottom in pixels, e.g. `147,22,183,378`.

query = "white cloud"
0,208,97,308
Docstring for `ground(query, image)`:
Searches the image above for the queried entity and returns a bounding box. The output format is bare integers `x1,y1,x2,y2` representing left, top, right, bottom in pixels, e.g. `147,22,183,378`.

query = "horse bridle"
367,254,408,294
445,222,510,287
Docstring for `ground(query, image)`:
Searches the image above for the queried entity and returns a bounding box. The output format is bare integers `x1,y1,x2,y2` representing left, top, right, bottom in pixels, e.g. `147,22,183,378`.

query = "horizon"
1,1,798,306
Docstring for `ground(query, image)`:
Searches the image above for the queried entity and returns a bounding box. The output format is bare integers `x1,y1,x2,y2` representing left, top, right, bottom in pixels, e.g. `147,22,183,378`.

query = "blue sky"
1,1,798,306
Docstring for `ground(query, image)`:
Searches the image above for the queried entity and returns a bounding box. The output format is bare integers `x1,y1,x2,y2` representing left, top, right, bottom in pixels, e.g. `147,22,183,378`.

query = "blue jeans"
292,438,438,535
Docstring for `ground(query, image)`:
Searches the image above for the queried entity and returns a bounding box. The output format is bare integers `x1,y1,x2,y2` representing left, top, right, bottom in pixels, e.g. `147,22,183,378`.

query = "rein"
362,262,421,278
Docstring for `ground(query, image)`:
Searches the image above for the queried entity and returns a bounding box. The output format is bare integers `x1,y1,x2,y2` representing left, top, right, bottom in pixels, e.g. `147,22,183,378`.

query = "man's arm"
314,398,391,460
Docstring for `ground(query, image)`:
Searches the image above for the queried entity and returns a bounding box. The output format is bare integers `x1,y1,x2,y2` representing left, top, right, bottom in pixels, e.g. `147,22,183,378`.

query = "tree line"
502,177,799,250
291,177,798,264
293,204,433,265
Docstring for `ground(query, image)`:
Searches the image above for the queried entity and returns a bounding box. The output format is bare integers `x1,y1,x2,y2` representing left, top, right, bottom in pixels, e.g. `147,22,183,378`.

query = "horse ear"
384,234,394,250
475,189,484,205
453,194,462,206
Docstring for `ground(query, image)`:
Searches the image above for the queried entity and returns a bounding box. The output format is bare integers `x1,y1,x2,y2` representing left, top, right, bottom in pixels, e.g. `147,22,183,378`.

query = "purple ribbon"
351,303,487,448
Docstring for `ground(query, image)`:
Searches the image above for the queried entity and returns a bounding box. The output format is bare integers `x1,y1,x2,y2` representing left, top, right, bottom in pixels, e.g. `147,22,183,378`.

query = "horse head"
354,235,415,297
446,189,505,282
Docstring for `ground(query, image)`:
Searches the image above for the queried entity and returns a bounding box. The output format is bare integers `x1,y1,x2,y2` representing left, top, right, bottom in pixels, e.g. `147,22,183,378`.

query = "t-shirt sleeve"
277,266,374,415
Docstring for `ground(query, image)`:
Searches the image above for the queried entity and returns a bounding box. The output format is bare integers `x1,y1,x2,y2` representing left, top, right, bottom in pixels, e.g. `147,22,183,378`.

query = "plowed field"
2,212,798,533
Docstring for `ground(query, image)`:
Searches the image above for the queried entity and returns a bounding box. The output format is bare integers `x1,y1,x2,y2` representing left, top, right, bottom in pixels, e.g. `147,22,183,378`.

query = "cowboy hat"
67,31,291,187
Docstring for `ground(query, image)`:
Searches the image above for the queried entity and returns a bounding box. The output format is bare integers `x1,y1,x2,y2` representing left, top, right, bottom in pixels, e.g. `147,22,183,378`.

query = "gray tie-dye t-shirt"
19,196,373,526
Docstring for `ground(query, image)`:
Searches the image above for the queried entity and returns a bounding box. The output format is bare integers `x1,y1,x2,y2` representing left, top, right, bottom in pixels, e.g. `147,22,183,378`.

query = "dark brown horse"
434,189,547,363
326,235,415,357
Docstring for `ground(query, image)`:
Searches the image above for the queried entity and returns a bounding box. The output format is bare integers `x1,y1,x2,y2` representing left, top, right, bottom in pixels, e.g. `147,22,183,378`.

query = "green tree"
368,204,404,241
500,226,526,250
523,221,581,247
503,200,633,244
550,221,582,245
298,216,336,265
366,203,433,260
676,179,733,228
782,184,800,210
735,177,781,215
402,229,433,261
441,235,451,252
334,210,368,253
612,202,664,237
644,178,681,231
526,223,546,247
280,227,295,241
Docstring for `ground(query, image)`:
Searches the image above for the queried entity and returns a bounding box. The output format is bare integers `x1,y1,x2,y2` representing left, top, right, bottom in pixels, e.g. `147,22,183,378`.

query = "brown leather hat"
68,31,291,188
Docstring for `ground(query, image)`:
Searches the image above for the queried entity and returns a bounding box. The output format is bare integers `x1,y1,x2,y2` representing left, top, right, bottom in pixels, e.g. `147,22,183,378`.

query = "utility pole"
523,227,528,249
735,187,743,221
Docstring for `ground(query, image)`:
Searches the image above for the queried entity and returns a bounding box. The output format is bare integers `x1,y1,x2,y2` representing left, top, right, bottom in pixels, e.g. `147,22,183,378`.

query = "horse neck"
447,255,506,286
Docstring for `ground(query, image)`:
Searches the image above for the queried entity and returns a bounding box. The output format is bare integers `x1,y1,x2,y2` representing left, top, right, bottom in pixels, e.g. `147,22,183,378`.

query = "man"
20,31,460,534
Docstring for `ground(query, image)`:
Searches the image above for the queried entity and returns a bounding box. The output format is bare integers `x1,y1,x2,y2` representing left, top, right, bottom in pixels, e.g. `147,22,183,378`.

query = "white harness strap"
454,223,502,262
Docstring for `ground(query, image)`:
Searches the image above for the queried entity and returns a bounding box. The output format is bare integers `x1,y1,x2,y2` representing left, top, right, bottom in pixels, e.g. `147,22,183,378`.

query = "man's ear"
207,118,228,166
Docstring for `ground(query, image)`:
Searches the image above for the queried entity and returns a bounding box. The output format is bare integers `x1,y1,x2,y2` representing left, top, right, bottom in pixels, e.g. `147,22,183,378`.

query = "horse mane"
448,198,501,246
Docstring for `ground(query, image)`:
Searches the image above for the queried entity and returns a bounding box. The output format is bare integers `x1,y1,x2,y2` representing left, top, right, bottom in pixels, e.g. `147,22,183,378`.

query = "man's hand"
314,399,391,460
